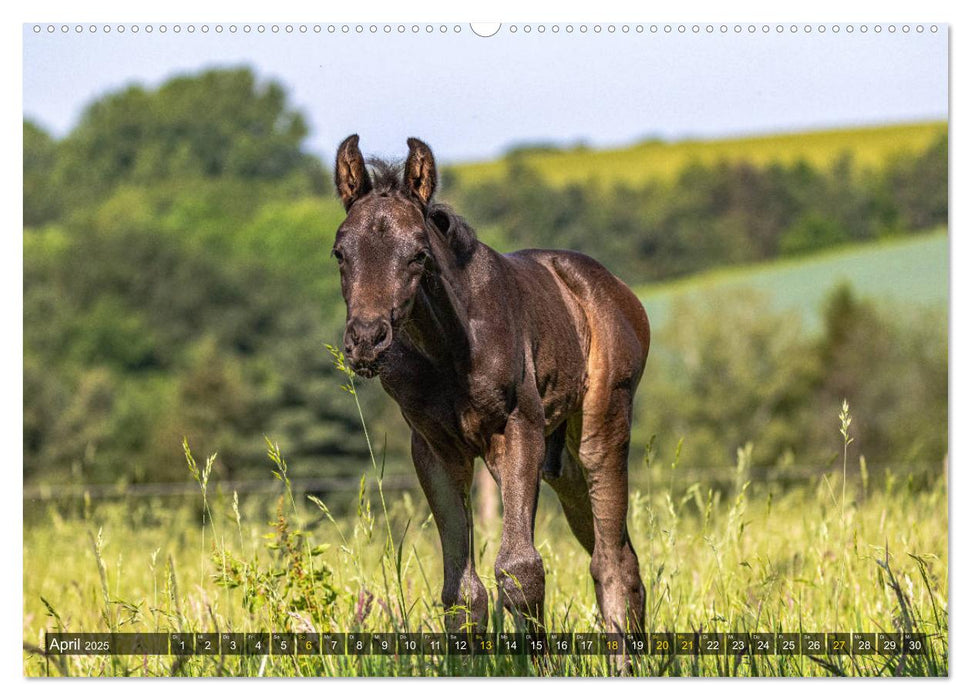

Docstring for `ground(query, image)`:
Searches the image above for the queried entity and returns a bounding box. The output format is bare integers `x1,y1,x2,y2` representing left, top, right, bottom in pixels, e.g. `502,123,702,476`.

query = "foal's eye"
410,251,429,267
333,249,345,264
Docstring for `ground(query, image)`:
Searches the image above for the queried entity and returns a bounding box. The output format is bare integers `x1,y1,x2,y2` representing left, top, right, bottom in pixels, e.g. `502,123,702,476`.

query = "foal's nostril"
343,324,358,354
373,320,392,352
345,317,393,359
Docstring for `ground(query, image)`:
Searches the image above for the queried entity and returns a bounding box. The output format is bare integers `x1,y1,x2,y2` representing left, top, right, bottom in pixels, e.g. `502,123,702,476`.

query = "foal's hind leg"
544,422,595,555
577,389,646,634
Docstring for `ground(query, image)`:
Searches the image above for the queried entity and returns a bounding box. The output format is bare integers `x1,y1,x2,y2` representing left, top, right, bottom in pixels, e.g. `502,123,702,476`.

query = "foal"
332,135,651,634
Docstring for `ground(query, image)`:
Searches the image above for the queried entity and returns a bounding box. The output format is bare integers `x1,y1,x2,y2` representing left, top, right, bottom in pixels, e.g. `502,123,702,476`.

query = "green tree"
23,120,61,225
810,284,948,465
635,291,819,470
887,134,948,232
51,68,325,212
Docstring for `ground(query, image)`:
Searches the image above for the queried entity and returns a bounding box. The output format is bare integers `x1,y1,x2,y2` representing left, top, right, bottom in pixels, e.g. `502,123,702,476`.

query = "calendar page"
22,20,948,679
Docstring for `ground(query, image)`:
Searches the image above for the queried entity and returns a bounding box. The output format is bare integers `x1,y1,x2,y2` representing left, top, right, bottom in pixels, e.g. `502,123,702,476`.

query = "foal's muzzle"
343,317,393,377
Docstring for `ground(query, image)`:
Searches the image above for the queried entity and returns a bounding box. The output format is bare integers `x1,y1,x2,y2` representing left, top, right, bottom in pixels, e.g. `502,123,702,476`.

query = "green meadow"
637,230,948,332
23,410,948,677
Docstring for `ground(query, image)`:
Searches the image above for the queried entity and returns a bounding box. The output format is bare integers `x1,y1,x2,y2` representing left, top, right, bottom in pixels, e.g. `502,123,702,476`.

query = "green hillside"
453,121,947,188
637,229,948,332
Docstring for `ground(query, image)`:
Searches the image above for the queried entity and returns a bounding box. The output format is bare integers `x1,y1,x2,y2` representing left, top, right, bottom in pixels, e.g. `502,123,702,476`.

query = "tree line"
444,134,946,284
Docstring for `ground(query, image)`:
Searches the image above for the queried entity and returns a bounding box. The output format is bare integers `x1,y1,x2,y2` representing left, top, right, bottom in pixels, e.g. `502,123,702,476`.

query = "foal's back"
508,248,651,387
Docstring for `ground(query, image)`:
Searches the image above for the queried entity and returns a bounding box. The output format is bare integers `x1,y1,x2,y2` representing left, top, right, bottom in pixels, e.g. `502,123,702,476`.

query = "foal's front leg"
486,412,546,629
411,432,488,631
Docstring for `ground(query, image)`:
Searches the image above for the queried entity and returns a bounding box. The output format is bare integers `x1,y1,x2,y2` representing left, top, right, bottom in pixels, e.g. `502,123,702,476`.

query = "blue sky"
22,24,948,164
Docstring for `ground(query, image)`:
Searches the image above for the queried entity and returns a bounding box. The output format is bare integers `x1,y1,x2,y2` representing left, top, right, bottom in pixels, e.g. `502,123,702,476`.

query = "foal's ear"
402,137,437,208
334,134,372,211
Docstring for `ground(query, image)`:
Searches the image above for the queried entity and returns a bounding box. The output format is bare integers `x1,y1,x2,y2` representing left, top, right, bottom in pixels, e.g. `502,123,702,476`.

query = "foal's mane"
366,157,404,194
365,157,478,267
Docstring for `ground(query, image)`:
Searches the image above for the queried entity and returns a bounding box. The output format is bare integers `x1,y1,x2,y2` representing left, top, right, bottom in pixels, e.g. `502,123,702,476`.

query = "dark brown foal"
332,135,650,635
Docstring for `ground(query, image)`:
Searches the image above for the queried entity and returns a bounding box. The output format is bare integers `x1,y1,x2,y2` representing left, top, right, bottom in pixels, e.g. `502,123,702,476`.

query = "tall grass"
324,344,409,627
23,382,948,677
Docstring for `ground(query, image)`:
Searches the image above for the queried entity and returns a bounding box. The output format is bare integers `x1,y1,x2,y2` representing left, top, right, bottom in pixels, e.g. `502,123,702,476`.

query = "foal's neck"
402,255,475,371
